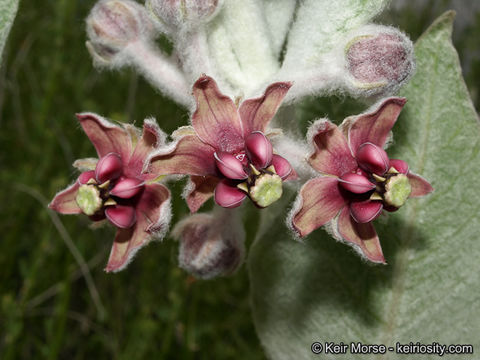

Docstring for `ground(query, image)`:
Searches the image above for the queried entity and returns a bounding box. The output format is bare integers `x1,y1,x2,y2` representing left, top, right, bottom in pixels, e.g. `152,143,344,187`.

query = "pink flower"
148,75,296,212
49,114,171,272
289,97,433,263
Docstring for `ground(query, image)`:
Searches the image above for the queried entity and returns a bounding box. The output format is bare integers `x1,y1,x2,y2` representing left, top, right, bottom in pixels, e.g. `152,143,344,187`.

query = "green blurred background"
0,1,478,359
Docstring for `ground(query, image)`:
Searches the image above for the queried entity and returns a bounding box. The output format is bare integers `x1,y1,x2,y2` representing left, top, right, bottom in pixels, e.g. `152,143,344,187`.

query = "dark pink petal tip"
110,177,144,198
350,200,383,223
389,159,409,174
356,142,389,175
78,170,96,184
95,152,123,183
245,131,273,169
339,173,375,194
214,152,248,180
105,205,136,229
214,180,246,208
271,154,292,180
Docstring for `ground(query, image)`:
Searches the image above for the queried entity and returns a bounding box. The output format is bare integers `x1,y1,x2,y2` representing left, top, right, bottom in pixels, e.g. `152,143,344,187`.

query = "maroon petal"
192,76,245,153
349,200,383,223
48,182,82,214
356,142,389,175
214,152,248,180
105,205,137,229
407,172,434,198
337,206,385,263
291,177,347,237
95,152,123,183
214,180,247,208
239,82,292,137
271,154,292,180
78,170,96,184
339,173,375,194
185,175,219,213
308,120,357,177
110,177,144,198
245,131,273,169
389,159,409,174
77,113,133,162
148,134,217,177
105,183,171,272
344,97,406,156
127,119,164,177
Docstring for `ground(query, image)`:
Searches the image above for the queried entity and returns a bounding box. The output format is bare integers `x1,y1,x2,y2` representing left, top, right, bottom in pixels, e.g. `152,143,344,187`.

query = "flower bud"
173,211,245,279
86,0,154,63
345,26,414,95
146,0,223,31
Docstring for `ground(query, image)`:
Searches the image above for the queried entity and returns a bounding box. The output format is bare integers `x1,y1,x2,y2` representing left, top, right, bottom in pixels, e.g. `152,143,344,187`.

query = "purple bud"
110,177,144,198
78,170,96,185
105,205,137,228
389,159,409,174
339,173,375,194
271,154,292,180
346,31,414,89
173,212,245,279
214,180,246,208
214,152,248,180
95,152,123,183
356,142,389,175
147,0,223,30
245,131,273,169
349,200,383,223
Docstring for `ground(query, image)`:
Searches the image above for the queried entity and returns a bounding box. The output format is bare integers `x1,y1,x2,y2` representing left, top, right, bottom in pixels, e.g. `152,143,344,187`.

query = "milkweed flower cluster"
50,0,432,276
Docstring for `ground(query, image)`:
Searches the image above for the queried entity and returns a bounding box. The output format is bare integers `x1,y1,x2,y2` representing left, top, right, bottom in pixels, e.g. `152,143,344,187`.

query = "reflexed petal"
290,177,346,237
185,175,220,213
356,142,389,175
110,177,144,198
239,82,292,137
78,170,96,185
245,131,273,169
271,154,292,180
214,180,247,208
105,205,137,229
214,152,248,179
339,173,375,194
408,172,434,197
77,113,133,162
148,134,217,177
192,76,244,153
350,200,383,223
344,97,406,156
389,159,409,174
307,120,357,177
48,182,82,214
95,152,123,183
337,206,385,263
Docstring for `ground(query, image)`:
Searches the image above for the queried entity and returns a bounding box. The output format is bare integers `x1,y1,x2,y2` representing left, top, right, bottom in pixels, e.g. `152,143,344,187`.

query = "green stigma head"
249,173,283,208
76,184,103,216
384,174,411,208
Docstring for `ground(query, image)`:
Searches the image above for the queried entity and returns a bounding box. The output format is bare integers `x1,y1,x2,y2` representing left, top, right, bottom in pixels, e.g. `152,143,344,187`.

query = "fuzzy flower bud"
146,0,223,31
86,0,154,64
344,26,415,96
172,210,245,279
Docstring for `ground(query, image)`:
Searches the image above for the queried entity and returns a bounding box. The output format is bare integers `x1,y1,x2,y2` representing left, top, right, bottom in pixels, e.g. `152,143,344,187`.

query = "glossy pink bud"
350,200,383,223
339,173,375,194
214,180,246,208
214,152,248,180
78,170,96,185
271,154,292,180
245,131,273,169
389,159,409,174
356,142,389,175
95,152,123,183
105,205,136,228
110,177,144,198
